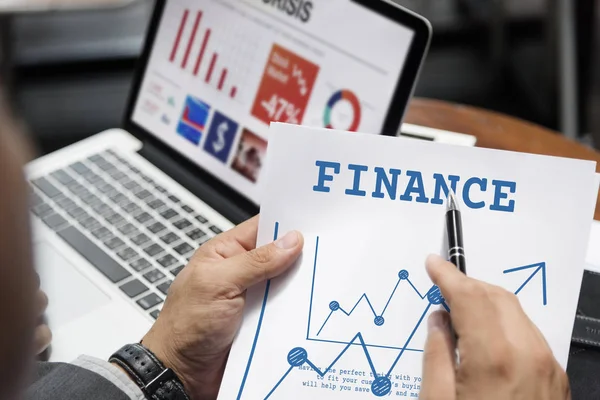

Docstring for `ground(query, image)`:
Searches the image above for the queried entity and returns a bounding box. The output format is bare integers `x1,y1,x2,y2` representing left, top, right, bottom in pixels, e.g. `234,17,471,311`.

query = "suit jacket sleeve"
27,355,145,400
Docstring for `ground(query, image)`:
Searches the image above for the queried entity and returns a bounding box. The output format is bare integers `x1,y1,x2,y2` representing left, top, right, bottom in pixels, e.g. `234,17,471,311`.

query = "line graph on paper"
262,234,449,399
257,228,548,399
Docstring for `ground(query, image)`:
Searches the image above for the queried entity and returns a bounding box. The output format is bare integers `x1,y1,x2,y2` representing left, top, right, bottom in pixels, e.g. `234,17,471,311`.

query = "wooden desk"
405,98,600,221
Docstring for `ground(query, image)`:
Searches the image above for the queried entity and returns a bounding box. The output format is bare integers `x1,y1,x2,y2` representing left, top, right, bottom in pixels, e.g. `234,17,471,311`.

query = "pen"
446,190,466,274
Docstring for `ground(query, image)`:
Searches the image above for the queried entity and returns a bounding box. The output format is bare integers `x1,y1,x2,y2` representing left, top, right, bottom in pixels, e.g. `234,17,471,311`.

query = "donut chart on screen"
324,89,362,132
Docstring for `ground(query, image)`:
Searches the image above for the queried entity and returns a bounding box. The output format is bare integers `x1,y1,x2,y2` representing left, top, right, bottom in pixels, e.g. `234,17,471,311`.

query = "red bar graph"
181,11,202,69
170,9,189,62
193,29,211,76
218,69,228,90
205,53,218,83
170,9,239,100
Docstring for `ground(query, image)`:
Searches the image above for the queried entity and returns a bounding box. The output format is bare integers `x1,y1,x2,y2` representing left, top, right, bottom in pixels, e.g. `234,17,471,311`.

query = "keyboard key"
55,196,76,210
67,206,86,218
137,293,163,310
58,226,130,283
67,182,84,194
135,190,151,200
108,192,128,204
70,162,90,175
131,233,151,246
157,254,178,268
154,185,167,193
186,228,207,241
170,265,185,276
168,195,180,203
75,211,91,223
121,202,141,214
82,172,102,184
117,247,138,261
123,181,141,191
157,280,172,295
181,205,194,213
150,310,160,320
92,202,111,215
32,203,53,218
194,214,208,224
130,166,140,174
209,226,223,234
173,219,192,230
30,192,44,208
80,194,101,206
118,223,137,235
104,236,125,250
120,280,148,298
174,242,194,256
144,243,164,257
88,154,106,164
135,212,152,223
130,258,151,272
92,227,111,239
143,269,165,284
97,160,116,172
42,214,68,230
109,170,127,181
148,199,165,210
105,212,125,226
97,183,115,194
141,175,154,183
160,232,180,245
50,170,74,185
148,222,166,234
160,209,178,220
80,216,100,230
32,178,61,198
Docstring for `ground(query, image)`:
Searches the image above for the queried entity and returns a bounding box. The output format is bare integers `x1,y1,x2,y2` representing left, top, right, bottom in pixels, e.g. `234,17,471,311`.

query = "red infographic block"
251,44,320,126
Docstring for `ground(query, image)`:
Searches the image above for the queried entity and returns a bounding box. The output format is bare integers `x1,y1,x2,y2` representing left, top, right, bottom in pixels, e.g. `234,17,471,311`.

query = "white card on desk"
218,124,598,400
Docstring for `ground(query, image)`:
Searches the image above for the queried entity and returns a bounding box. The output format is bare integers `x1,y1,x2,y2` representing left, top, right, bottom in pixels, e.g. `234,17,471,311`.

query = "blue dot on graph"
287,347,308,367
398,270,409,280
329,301,340,311
371,376,392,397
426,285,444,305
374,316,385,326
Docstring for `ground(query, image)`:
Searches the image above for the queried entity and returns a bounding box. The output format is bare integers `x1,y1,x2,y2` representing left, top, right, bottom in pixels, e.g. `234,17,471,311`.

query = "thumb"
222,230,304,292
420,311,456,400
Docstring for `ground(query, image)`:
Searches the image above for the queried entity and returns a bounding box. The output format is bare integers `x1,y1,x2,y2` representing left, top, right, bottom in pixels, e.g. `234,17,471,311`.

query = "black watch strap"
109,344,190,400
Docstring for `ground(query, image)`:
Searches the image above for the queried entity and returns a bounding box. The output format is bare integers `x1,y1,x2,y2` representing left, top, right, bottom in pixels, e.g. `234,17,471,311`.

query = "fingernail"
275,231,299,249
426,254,446,266
428,311,448,332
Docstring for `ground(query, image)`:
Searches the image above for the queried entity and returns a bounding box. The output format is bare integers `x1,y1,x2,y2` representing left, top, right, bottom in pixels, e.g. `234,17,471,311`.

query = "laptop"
26,0,438,362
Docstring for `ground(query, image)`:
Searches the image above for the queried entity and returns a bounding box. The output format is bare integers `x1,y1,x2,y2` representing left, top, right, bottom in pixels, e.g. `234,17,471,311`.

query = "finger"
36,290,49,317
34,324,52,355
221,230,304,292
196,216,260,260
420,311,456,400
426,254,468,305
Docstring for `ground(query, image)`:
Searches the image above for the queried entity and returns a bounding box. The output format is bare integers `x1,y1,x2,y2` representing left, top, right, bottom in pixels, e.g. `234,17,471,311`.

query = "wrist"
109,343,190,400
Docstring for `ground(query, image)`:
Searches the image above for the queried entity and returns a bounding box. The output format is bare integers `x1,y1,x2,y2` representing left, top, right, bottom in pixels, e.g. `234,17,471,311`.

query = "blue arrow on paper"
503,262,547,306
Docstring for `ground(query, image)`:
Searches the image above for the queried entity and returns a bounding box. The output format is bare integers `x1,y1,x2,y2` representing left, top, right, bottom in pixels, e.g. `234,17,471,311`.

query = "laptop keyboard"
29,149,225,320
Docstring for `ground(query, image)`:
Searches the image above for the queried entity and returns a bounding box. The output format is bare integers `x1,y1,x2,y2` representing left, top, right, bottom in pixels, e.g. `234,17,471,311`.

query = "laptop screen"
132,0,416,204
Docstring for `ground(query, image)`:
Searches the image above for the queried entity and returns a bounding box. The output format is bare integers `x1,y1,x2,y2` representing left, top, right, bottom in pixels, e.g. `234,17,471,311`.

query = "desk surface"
0,0,135,13
405,98,600,221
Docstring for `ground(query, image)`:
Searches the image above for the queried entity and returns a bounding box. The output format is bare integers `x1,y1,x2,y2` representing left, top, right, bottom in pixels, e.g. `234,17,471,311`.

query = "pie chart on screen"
323,89,362,132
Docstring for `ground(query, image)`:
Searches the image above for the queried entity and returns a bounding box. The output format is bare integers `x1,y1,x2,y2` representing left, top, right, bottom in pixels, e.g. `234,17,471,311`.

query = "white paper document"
218,124,599,399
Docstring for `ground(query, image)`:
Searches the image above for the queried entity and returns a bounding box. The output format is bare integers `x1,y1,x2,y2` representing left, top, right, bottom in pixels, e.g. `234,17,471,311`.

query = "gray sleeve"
27,355,145,400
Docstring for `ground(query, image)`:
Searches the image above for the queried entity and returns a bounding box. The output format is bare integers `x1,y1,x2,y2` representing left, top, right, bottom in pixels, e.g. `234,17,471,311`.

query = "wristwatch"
109,343,190,400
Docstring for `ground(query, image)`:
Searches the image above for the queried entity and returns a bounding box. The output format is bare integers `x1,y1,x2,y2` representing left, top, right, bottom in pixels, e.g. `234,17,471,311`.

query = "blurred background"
0,0,598,154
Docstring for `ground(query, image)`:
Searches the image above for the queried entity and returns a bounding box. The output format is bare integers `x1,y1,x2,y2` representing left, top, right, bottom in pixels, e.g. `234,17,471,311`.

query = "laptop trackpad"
35,241,111,328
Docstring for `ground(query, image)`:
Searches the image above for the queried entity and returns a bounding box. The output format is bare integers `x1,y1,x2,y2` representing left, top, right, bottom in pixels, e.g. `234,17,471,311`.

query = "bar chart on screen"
167,6,260,103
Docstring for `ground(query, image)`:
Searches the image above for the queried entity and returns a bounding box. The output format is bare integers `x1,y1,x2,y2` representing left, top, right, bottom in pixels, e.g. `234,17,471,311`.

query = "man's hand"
142,216,303,399
420,254,570,400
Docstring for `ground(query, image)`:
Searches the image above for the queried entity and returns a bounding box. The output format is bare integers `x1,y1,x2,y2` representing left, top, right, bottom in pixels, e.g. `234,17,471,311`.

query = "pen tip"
447,190,459,211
